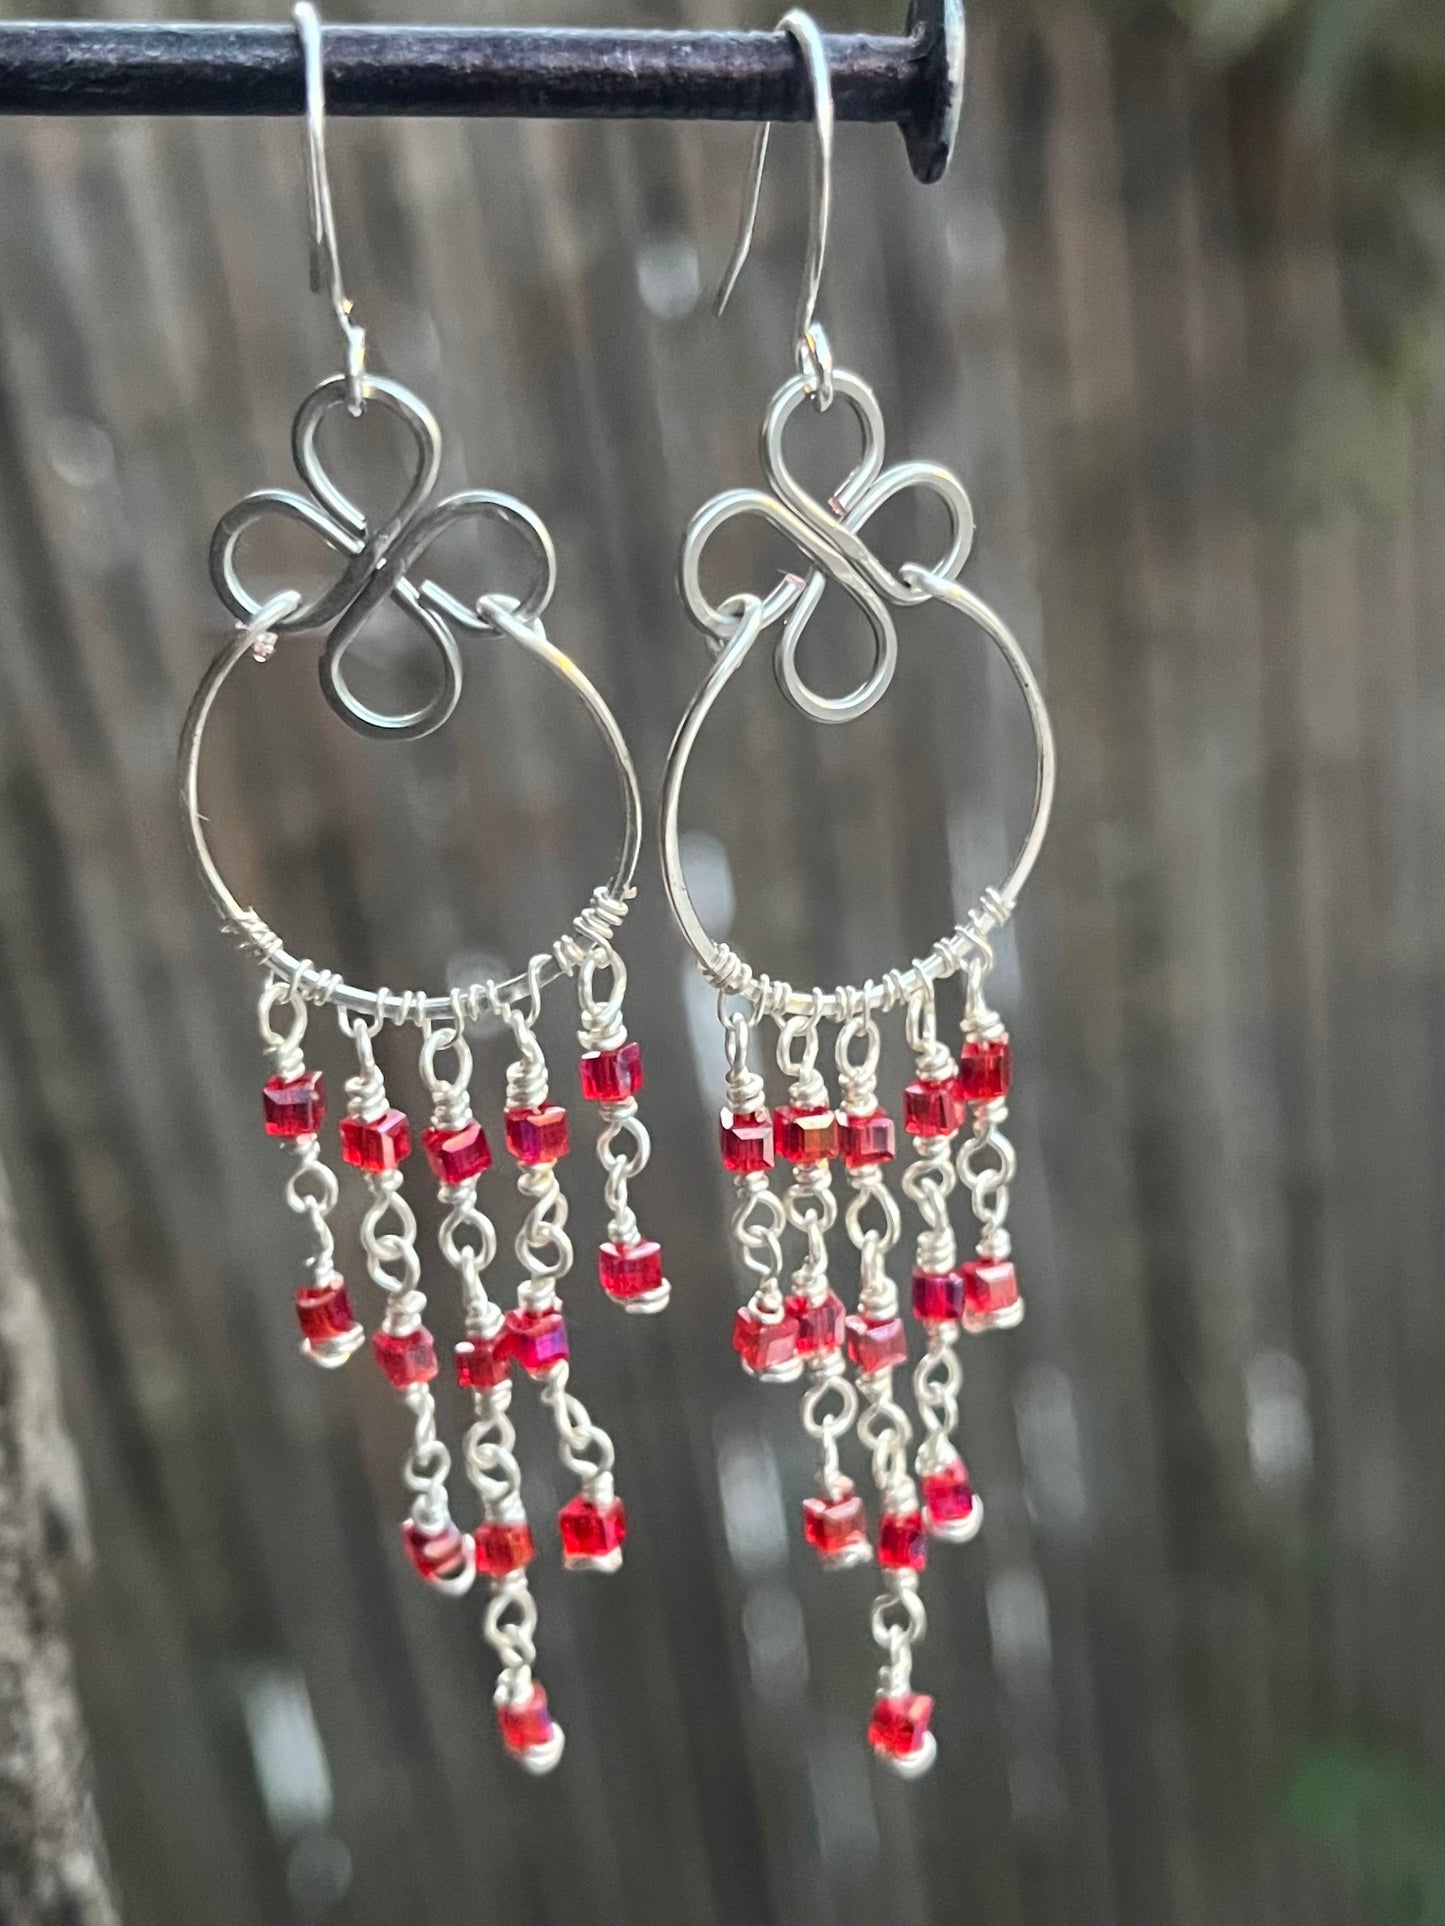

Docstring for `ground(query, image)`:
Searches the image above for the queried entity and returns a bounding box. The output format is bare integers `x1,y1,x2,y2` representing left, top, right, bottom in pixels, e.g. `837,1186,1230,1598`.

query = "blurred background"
0,0,1440,1920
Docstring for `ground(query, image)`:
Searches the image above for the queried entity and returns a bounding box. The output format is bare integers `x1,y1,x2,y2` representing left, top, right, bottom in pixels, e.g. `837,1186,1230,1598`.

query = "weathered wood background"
0,0,1436,1919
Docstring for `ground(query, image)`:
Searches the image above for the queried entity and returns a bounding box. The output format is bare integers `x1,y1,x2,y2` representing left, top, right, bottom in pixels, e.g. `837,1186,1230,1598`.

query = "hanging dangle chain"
340,1009,473,1597
259,977,364,1367
901,983,982,1543
719,1006,797,1382
501,1003,627,1575
954,956,1024,1334
575,944,669,1314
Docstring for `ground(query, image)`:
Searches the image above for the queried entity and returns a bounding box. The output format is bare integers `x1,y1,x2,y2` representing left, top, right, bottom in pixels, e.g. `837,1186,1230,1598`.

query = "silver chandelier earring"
660,10,1056,1779
181,2,668,1775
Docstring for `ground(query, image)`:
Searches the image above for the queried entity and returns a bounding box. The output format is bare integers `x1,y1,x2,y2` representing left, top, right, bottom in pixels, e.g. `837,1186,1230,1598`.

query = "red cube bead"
957,1036,1012,1105
474,1517,537,1578
785,1290,845,1355
733,1303,801,1378
497,1682,556,1756
579,1040,644,1103
504,1306,569,1376
504,1104,569,1165
922,1458,981,1539
264,1070,326,1137
340,1107,412,1172
401,1518,471,1587
294,1276,358,1344
372,1323,438,1387
802,1488,871,1567
962,1257,1022,1331
868,1692,935,1763
558,1493,627,1570
846,1312,909,1374
720,1109,774,1174
598,1238,664,1303
903,1077,964,1138
911,1268,964,1324
422,1119,492,1185
877,1509,928,1571
838,1107,895,1167
774,1104,839,1164
455,1326,512,1390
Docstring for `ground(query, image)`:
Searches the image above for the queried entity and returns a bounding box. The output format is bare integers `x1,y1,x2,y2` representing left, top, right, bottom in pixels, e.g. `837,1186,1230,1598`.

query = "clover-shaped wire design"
679,368,977,724
210,373,556,740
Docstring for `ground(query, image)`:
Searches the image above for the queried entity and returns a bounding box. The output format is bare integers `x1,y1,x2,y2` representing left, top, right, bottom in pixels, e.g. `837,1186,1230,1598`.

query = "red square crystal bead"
294,1277,358,1344
785,1290,845,1355
401,1518,471,1587
877,1509,928,1571
957,1035,1012,1105
774,1104,839,1163
504,1306,569,1376
911,1268,964,1324
558,1493,627,1570
340,1107,412,1172
579,1040,644,1103
455,1327,512,1390
838,1107,895,1167
422,1119,492,1185
497,1682,556,1756
733,1303,800,1376
903,1077,964,1138
720,1109,774,1174
846,1312,908,1375
962,1257,1022,1330
504,1104,569,1165
474,1517,537,1579
922,1458,980,1535
598,1239,664,1303
263,1070,326,1137
372,1323,438,1388
802,1488,871,1566
868,1692,935,1762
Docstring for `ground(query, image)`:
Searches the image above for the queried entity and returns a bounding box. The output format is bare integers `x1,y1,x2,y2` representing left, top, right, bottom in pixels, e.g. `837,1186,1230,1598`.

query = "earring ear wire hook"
294,0,366,414
715,8,834,407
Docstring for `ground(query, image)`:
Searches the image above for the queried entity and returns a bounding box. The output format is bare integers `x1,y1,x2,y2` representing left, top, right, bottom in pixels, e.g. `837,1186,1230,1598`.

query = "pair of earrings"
181,4,1056,1781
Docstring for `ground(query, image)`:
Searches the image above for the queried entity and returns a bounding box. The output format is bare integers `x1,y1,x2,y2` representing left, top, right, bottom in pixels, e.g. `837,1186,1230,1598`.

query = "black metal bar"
0,10,964,181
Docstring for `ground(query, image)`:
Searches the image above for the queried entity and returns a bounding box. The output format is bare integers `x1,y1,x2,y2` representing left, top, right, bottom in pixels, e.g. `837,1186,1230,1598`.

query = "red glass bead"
911,1268,964,1324
802,1488,871,1567
785,1290,845,1354
846,1312,908,1374
504,1104,569,1165
401,1518,470,1586
474,1517,537,1579
868,1692,935,1763
455,1326,512,1390
422,1119,492,1185
504,1306,569,1376
294,1276,358,1344
957,1035,1012,1105
962,1257,1022,1331
838,1107,895,1167
264,1070,325,1137
774,1104,839,1164
340,1107,412,1172
372,1324,438,1387
732,1303,801,1377
598,1238,664,1303
720,1108,774,1173
579,1040,644,1103
497,1682,556,1756
922,1458,981,1538
877,1509,928,1571
902,1077,964,1138
558,1493,627,1570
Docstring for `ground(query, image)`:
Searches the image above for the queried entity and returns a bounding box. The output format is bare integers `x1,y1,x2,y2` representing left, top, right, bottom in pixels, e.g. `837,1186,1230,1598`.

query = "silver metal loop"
294,2,366,411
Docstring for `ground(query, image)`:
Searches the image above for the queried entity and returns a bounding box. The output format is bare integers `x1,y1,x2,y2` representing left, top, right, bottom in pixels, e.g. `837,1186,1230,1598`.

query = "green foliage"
1281,1738,1445,1923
